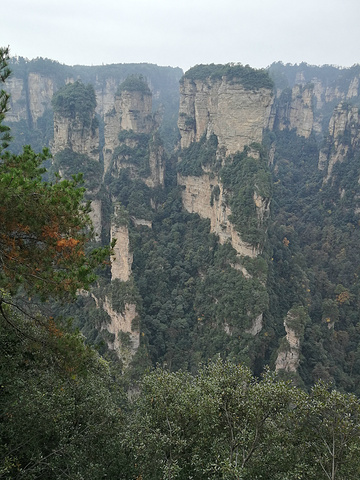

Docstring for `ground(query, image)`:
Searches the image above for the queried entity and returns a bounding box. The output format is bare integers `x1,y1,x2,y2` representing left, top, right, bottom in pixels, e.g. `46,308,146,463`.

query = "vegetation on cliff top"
117,74,151,94
183,63,274,90
52,80,97,127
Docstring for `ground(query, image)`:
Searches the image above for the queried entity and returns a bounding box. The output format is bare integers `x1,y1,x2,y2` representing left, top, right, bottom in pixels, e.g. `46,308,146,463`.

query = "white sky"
2,0,360,72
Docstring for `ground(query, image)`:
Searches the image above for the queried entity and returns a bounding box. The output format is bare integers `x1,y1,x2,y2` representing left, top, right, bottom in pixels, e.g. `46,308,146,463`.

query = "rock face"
6,77,27,122
101,299,139,364
275,311,302,373
272,84,314,138
28,73,55,125
319,103,360,182
6,73,55,125
178,77,273,155
111,223,133,282
177,69,272,259
275,307,308,374
103,88,153,172
103,83,165,186
178,173,257,257
52,113,99,160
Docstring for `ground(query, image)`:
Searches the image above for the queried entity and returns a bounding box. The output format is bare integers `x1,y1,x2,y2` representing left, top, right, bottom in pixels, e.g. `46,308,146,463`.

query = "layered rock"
6,77,27,122
103,78,165,186
111,223,133,282
178,76,273,155
52,113,99,161
275,307,308,373
275,313,301,373
274,84,314,138
28,73,55,125
319,103,360,182
178,173,257,257
103,84,153,174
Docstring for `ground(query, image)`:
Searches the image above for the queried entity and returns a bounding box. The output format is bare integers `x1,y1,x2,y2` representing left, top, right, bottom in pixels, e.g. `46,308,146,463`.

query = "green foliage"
113,130,151,177
0,304,129,480
177,133,219,176
54,148,102,191
117,74,151,94
267,126,360,393
183,63,274,91
129,359,360,480
52,81,97,127
221,144,271,247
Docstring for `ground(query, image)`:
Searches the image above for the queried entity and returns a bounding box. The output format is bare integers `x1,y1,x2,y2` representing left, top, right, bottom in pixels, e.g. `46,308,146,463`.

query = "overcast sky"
2,0,359,72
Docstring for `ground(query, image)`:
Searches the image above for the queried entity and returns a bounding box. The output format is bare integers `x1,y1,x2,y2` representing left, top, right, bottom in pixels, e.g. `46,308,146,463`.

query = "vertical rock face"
28,73,55,125
103,77,165,186
275,313,302,373
273,84,314,138
119,89,153,133
275,307,308,374
52,113,99,160
6,77,27,122
110,223,133,282
178,76,273,155
319,103,360,181
177,66,272,259
178,173,257,257
101,211,139,364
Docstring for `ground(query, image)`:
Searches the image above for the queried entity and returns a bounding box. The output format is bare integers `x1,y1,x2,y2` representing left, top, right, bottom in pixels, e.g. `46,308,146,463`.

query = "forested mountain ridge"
5,57,360,393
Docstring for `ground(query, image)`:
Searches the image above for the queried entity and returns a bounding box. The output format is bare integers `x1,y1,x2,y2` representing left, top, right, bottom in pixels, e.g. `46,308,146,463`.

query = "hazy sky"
3,0,360,72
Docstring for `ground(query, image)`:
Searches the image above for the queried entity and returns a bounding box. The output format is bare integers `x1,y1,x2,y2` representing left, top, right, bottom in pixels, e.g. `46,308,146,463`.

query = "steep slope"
7,58,360,391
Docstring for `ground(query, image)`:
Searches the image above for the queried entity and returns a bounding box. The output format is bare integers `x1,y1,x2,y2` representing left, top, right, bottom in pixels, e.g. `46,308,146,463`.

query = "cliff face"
178,77,273,155
52,113,99,161
177,68,272,261
6,73,55,125
319,103,360,182
271,84,314,138
275,309,305,373
101,219,139,364
178,174,257,257
103,84,165,186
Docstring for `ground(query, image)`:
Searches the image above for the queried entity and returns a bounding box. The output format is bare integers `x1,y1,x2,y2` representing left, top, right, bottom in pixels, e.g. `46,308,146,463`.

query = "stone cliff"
178,173,257,257
275,308,308,373
103,77,165,186
319,103,360,182
52,112,99,161
177,65,272,260
178,73,273,155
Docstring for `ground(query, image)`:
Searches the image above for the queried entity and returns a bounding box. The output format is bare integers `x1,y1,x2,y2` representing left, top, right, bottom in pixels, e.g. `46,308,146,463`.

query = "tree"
0,47,128,479
0,47,113,303
301,383,360,480
130,359,301,480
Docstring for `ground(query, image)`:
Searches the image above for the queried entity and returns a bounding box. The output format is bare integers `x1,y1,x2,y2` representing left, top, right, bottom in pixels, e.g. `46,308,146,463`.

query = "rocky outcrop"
178,173,257,258
6,77,27,122
28,73,55,125
144,141,165,187
319,103,360,182
119,89,153,133
245,314,263,336
110,223,133,282
103,82,165,186
6,73,55,125
275,315,301,373
89,199,102,240
271,84,314,138
275,308,308,373
178,77,273,155
52,113,99,160
101,298,139,365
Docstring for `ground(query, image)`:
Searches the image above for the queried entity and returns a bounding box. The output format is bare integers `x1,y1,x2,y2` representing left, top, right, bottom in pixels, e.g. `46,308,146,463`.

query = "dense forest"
2,47,360,479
